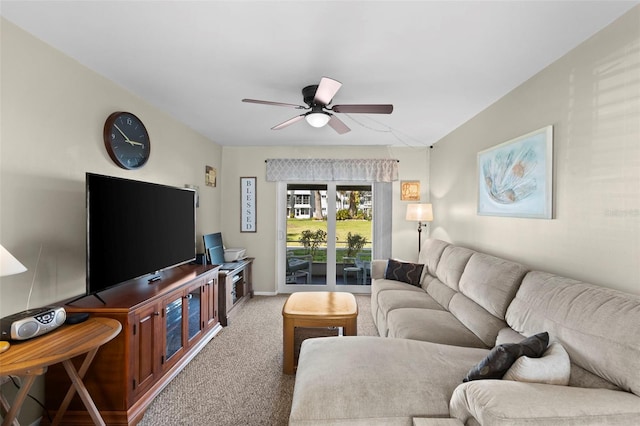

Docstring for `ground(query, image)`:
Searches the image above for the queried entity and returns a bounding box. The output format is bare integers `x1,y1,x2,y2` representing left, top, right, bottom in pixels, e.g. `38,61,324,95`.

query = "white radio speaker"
0,306,66,341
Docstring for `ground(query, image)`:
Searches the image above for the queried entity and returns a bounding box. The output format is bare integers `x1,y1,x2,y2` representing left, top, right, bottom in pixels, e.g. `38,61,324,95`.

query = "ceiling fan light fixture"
243,76,392,134
305,112,331,128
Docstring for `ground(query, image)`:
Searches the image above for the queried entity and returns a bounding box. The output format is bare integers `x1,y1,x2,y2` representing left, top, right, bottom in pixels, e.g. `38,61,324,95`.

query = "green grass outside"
286,218,372,262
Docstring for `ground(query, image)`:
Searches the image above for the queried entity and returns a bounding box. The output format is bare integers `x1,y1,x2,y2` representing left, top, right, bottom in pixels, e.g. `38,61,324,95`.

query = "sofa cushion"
370,258,388,280
371,277,425,329
417,238,450,276
458,252,528,320
387,308,486,348
506,271,640,397
503,342,570,385
289,336,489,425
373,284,428,337
495,327,525,346
376,290,444,337
570,363,624,392
463,332,548,382
450,380,640,426
384,258,424,286
434,246,475,292
448,292,509,347
371,271,424,303
372,277,426,297
378,289,444,314
426,278,457,309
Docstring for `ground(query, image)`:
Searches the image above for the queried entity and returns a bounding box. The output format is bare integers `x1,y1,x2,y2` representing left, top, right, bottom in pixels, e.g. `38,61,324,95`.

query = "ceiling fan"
242,77,393,134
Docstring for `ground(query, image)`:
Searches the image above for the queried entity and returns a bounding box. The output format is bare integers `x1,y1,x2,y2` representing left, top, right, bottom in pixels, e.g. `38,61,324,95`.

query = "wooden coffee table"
282,291,358,374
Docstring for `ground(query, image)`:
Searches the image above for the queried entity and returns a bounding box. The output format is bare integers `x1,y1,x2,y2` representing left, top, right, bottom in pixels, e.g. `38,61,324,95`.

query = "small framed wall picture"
240,177,257,232
205,166,217,187
401,180,421,201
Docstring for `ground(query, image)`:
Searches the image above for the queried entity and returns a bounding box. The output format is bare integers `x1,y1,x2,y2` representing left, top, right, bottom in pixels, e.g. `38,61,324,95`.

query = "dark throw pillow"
384,259,424,287
463,332,549,382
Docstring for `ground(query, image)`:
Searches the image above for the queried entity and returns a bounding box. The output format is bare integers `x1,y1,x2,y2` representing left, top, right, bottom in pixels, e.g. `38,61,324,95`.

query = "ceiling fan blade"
327,115,350,134
271,115,305,130
313,77,342,105
332,104,394,114
242,99,307,109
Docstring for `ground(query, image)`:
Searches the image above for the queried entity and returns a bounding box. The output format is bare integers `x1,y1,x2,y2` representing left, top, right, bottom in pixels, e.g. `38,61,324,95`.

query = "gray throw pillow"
463,332,549,382
384,259,424,286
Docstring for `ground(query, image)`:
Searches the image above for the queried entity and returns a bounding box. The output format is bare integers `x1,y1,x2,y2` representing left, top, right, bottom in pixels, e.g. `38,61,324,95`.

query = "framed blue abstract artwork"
478,126,553,219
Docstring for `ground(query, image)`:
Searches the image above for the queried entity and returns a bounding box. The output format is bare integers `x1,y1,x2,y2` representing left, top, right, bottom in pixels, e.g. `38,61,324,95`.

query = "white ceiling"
1,1,638,147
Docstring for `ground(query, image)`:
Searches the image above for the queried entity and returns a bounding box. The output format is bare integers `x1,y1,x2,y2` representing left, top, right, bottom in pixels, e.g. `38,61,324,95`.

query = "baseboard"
253,291,278,296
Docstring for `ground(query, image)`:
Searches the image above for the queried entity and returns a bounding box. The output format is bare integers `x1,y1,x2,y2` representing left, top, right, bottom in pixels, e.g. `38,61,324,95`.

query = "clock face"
103,112,150,169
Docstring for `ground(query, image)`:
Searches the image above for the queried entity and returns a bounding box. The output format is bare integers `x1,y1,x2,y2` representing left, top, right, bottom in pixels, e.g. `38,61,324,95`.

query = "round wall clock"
103,111,150,169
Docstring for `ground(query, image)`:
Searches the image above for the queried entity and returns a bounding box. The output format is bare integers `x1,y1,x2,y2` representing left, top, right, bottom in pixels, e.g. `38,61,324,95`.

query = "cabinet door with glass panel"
162,291,185,371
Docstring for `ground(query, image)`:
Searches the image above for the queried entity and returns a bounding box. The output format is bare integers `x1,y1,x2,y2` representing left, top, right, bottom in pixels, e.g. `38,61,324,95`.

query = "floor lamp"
406,204,433,255
0,244,28,353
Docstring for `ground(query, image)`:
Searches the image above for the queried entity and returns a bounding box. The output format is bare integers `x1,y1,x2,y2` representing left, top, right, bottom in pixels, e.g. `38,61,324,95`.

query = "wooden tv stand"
217,257,254,326
44,264,221,425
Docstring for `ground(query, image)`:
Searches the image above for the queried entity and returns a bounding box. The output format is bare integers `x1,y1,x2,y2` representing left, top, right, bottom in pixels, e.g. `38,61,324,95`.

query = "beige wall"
0,19,223,314
0,19,223,423
220,146,430,294
430,7,640,295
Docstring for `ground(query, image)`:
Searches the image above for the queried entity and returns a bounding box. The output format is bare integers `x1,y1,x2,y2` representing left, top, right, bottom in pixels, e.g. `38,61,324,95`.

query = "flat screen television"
86,173,196,296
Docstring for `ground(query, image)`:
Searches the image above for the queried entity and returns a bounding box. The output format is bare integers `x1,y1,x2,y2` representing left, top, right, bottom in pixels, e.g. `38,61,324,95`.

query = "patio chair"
286,252,312,284
342,256,363,285
355,252,371,285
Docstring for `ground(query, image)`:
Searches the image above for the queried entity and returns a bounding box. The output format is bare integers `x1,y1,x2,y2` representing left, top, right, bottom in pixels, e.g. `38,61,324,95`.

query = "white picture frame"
478,126,553,219
240,177,257,232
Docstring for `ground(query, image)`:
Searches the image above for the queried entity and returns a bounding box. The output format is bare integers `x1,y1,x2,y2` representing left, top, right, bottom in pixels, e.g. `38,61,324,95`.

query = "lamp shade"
305,112,331,128
0,244,27,277
406,203,433,222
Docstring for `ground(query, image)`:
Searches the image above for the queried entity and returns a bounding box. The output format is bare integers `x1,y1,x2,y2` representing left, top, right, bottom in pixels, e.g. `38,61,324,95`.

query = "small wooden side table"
0,317,121,426
282,292,358,374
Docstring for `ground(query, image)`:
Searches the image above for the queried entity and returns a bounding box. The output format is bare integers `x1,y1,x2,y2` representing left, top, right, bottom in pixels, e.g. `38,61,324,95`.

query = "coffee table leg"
283,317,295,374
343,317,358,336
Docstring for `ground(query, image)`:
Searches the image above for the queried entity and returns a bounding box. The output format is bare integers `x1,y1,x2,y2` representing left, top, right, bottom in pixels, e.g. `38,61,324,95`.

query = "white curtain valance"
265,158,398,182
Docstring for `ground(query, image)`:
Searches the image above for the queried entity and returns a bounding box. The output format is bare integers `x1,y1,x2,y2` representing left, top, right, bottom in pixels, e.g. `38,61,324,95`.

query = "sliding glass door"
284,184,328,286
336,185,372,287
278,182,372,293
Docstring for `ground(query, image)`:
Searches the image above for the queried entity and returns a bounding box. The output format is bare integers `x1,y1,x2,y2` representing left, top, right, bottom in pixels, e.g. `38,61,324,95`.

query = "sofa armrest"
450,380,640,426
371,259,388,279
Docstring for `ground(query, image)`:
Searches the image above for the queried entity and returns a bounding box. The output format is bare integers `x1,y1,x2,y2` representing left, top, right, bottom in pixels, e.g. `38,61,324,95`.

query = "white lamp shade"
406,203,433,222
0,244,27,277
305,112,331,128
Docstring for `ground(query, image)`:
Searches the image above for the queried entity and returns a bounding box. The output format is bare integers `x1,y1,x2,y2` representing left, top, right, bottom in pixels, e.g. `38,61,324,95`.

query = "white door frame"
276,182,372,294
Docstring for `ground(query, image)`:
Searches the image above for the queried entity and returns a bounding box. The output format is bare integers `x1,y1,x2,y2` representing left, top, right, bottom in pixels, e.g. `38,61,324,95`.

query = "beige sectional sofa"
289,238,640,425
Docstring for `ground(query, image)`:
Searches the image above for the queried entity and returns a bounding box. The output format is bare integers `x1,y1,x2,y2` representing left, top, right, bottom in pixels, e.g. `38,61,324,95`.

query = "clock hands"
113,124,130,141
113,124,145,147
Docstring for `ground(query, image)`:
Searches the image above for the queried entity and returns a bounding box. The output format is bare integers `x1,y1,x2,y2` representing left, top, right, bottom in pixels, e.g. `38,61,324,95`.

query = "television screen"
86,173,196,295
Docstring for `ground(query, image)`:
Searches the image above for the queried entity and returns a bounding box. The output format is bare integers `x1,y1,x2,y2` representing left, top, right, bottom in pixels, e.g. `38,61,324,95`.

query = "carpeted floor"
139,293,378,425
